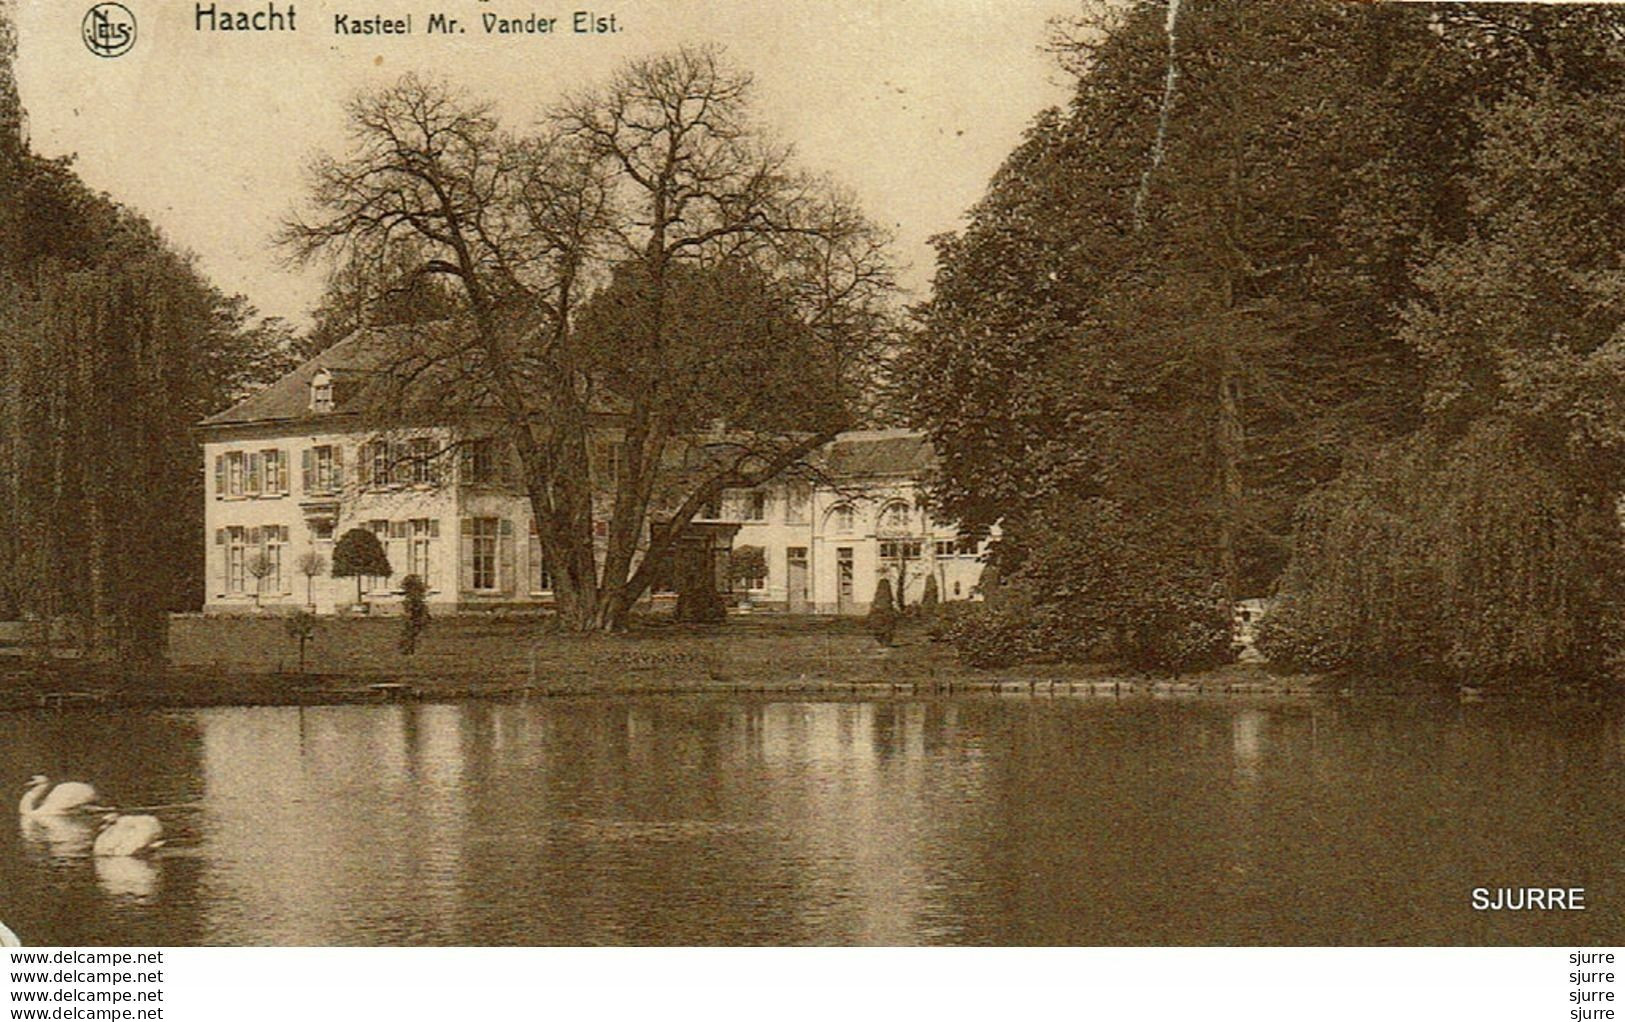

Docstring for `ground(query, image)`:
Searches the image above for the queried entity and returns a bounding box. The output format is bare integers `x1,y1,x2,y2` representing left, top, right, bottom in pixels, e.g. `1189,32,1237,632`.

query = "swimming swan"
19,776,103,817
92,814,164,857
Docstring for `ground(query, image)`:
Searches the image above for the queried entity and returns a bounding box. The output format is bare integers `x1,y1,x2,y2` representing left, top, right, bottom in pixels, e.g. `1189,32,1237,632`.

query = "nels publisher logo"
83,3,137,58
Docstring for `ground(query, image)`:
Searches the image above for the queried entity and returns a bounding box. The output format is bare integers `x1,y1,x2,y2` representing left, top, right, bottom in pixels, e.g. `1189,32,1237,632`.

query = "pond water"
0,695,1621,945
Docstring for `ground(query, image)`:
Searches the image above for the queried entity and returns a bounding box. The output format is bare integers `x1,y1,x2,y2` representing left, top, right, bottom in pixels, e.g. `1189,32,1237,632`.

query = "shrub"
246,553,274,607
919,574,940,612
284,610,316,673
332,528,392,605
938,498,1235,674
867,577,897,646
297,551,326,608
938,597,1106,669
728,545,767,589
399,574,430,654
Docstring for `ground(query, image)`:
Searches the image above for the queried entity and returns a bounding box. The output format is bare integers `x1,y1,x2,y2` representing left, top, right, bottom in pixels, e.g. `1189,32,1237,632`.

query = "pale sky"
13,0,1078,326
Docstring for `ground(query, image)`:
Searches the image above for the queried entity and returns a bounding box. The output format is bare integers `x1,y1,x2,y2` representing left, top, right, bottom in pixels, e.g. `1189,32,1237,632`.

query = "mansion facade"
198,334,984,616
722,430,986,615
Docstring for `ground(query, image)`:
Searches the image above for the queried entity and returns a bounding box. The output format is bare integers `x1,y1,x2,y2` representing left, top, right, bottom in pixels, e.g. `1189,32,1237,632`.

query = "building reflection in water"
199,704,474,944
192,698,985,944
743,701,983,944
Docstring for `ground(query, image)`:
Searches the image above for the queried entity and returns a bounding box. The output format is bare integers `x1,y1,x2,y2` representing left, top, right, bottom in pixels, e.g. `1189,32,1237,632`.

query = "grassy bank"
0,613,1312,711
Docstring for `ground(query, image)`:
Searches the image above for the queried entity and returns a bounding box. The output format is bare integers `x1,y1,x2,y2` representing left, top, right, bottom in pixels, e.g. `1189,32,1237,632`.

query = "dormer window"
310,370,334,414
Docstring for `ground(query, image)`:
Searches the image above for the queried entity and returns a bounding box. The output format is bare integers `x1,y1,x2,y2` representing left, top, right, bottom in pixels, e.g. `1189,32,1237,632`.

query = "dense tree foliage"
905,0,1625,682
0,5,294,657
1262,66,1625,685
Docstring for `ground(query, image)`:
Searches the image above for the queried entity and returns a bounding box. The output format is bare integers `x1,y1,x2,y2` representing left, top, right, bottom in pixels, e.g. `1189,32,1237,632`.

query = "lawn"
167,612,967,688
0,612,1297,710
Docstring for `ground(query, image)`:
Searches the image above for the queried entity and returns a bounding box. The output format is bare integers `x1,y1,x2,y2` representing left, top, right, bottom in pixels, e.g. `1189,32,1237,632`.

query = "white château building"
719,430,986,614
198,333,984,616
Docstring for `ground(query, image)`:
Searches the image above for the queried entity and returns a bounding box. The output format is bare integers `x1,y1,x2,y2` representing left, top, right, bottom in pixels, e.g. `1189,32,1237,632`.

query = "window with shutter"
372,442,392,487
261,450,282,494
460,518,476,592
409,437,436,485
467,518,500,591
498,519,516,595
301,449,314,493
214,455,225,499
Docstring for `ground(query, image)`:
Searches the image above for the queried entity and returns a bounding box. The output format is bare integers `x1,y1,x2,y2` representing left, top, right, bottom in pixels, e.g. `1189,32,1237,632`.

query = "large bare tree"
282,47,895,630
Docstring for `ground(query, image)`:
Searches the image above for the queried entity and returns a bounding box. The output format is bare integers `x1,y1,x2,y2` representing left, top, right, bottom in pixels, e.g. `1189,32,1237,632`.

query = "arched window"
877,500,913,534
827,503,855,534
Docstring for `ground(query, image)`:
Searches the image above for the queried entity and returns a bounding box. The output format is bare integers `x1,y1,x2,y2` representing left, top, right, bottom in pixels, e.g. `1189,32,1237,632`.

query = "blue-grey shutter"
459,518,475,592
499,519,516,595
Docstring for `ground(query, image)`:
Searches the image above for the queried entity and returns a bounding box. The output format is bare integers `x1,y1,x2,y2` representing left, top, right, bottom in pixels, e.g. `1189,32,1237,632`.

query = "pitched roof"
199,322,627,430
198,328,396,428
822,429,936,479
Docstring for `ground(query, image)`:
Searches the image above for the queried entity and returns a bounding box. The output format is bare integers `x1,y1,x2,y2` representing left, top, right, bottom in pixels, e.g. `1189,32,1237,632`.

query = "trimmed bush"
867,577,898,646
332,528,392,605
399,574,430,654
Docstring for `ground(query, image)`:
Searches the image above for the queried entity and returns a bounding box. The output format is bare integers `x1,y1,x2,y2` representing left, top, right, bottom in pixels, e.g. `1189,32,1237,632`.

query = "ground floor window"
409,518,438,587
220,525,288,596
470,517,499,591
261,525,287,594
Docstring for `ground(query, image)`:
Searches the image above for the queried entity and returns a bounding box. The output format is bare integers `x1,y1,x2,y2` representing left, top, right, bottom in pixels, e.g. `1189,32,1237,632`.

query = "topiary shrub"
867,577,898,646
284,609,316,673
332,528,392,606
399,574,431,654
920,573,940,613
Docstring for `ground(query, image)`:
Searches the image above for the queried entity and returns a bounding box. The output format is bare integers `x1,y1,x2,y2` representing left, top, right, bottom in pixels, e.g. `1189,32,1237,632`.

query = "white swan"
92,814,164,857
19,776,102,817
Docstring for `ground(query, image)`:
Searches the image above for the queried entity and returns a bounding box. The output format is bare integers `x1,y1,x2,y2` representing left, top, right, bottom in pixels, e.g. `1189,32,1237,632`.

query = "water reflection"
94,855,158,899
0,696,1622,945
21,815,96,859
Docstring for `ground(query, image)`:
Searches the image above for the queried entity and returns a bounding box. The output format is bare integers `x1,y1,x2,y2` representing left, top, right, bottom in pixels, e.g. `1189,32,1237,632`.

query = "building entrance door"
787,547,809,614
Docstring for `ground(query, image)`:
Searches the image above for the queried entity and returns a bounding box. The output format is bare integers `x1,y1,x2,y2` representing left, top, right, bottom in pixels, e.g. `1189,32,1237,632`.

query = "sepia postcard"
1,0,1623,958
